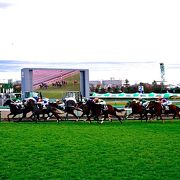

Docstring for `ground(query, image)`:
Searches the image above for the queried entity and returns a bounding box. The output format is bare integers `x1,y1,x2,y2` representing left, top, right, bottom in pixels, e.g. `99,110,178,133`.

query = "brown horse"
103,105,126,123
165,104,180,119
125,100,148,122
79,100,124,123
146,101,163,121
82,99,103,123
147,101,180,123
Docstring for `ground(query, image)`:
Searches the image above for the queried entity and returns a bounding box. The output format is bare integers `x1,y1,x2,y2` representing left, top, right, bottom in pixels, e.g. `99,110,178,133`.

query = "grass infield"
0,120,180,179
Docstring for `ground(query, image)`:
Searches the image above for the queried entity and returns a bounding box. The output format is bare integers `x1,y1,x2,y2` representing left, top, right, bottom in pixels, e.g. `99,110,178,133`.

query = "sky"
0,0,180,85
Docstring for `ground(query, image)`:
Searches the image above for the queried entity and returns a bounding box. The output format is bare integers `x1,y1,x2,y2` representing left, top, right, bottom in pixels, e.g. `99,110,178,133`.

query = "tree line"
90,80,180,94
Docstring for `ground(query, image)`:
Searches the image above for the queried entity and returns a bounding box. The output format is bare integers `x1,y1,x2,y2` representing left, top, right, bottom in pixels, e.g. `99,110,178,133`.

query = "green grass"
0,120,180,179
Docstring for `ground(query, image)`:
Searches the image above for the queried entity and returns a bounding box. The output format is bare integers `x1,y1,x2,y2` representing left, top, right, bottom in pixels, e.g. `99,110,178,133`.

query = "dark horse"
3,99,36,121
63,99,82,121
146,101,163,122
76,101,90,120
3,99,23,121
125,100,148,122
147,101,180,123
81,99,124,123
85,99,103,123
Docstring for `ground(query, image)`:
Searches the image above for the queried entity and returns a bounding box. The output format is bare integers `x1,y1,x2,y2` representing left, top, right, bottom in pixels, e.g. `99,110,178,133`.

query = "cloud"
0,2,12,9
0,60,22,72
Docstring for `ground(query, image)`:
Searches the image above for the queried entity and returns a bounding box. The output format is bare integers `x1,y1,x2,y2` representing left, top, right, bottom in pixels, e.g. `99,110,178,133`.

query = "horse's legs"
53,113,62,123
68,109,79,121
81,109,90,122
19,111,28,122
158,113,164,123
87,114,93,123
31,112,38,123
65,113,68,120
144,112,148,123
36,113,40,123
103,111,110,122
139,113,143,122
78,113,84,119
117,116,122,124
111,111,122,123
94,115,100,123
12,114,18,121
46,113,51,120
127,112,132,119
79,112,88,122
72,112,79,122
7,113,12,121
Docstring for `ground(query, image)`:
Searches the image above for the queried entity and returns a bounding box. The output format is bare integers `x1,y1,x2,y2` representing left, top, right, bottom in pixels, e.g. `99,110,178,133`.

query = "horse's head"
125,101,131,108
3,99,12,106
86,99,94,106
125,100,139,108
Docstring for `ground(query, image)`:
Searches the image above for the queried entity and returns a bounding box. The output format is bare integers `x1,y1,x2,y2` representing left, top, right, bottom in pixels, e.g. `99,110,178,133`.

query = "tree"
124,79,129,86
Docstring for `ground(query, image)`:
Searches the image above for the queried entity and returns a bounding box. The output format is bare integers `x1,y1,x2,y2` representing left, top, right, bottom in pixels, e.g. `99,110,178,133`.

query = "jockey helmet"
94,97,99,103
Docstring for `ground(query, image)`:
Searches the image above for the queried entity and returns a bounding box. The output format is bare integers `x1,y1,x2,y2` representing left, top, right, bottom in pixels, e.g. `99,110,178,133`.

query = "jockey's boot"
165,105,169,111
162,105,166,113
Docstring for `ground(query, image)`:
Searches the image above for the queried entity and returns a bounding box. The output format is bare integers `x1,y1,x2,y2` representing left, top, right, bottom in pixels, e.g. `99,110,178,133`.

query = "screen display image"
32,69,80,99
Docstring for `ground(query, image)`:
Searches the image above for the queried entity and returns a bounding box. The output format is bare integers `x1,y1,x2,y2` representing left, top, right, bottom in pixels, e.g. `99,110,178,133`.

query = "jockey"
93,98,108,111
27,97,37,102
64,97,77,111
43,98,49,107
65,97,77,106
11,99,23,109
93,97,100,104
64,97,80,121
158,97,172,110
138,98,149,108
37,97,49,109
55,99,65,110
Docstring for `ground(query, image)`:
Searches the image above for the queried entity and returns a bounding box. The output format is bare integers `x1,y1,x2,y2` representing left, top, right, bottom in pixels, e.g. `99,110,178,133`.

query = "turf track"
0,120,180,179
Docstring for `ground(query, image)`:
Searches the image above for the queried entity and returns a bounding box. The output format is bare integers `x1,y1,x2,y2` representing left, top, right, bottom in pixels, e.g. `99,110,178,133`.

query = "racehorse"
125,100,148,122
146,100,163,121
165,104,180,119
23,99,64,123
147,101,180,123
3,99,36,121
4,98,63,123
63,98,82,121
82,99,125,123
85,99,103,123
76,101,90,120
103,104,126,123
3,99,24,121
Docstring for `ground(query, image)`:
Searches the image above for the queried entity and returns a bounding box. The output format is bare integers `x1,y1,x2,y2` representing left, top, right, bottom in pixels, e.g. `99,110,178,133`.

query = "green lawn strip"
0,121,179,179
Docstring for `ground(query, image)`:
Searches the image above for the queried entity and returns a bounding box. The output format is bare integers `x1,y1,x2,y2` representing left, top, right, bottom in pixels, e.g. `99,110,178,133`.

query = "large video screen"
32,69,80,99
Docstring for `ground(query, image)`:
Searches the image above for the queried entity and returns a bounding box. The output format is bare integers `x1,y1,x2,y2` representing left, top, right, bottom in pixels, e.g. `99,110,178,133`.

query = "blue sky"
0,0,180,85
